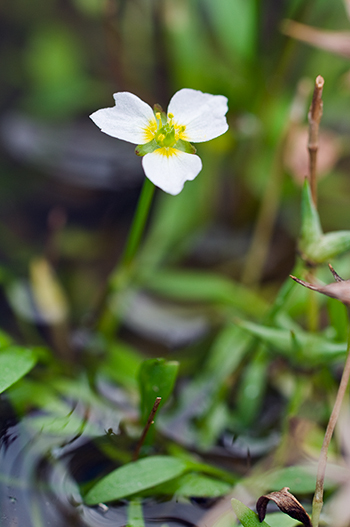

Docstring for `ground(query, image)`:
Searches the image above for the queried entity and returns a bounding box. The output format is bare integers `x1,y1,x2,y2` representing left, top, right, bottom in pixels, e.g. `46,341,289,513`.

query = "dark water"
0,399,214,527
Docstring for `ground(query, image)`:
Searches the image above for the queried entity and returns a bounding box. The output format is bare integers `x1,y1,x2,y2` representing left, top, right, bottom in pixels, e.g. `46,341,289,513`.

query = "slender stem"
133,397,162,461
308,75,324,207
92,179,155,332
119,178,155,269
311,324,350,527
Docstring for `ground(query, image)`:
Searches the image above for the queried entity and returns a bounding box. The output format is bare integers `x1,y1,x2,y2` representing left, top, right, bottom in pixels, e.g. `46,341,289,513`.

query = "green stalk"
120,178,155,269
96,178,155,333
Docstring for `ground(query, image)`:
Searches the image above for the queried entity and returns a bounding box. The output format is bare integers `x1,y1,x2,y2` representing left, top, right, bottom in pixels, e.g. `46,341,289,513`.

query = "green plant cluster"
2,1,350,526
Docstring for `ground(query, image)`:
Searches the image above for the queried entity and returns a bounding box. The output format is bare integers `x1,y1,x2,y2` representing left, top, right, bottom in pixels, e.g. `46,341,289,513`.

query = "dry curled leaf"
290,264,350,306
256,487,312,527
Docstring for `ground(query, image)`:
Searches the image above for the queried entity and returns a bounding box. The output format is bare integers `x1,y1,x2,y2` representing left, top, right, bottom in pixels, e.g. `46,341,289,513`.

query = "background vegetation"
1,1,350,526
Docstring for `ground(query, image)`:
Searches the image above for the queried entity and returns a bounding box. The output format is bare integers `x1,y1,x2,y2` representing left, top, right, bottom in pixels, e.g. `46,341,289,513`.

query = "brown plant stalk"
312,327,350,526
308,75,324,206
133,396,162,461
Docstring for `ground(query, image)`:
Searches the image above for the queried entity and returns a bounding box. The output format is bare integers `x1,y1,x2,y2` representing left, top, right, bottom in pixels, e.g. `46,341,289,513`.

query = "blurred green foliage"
2,0,350,524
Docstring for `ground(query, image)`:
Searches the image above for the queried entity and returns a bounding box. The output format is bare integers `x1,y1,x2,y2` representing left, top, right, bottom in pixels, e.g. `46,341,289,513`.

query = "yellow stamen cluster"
143,111,187,146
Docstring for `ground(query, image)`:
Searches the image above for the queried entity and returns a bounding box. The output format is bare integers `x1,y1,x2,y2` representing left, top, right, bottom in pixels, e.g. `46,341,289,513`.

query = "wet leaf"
256,487,311,527
84,455,189,505
0,346,37,394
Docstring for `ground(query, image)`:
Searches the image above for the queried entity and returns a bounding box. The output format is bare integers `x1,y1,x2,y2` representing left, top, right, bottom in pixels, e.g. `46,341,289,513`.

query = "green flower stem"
96,179,155,334
119,178,155,269
312,322,350,527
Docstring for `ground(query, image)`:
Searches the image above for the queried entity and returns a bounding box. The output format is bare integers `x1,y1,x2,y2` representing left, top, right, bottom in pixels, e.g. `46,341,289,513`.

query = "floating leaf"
84,455,188,505
0,346,37,394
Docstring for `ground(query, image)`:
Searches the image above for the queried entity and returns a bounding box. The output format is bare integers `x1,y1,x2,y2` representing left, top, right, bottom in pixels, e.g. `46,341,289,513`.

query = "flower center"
154,112,186,148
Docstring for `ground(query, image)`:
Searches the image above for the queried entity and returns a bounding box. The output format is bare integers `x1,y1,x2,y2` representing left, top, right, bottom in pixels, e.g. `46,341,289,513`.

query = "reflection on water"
0,399,213,527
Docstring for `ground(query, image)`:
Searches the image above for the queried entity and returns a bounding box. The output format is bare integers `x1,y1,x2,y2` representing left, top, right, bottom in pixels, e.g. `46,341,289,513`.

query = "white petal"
142,149,202,195
168,88,228,143
90,92,156,145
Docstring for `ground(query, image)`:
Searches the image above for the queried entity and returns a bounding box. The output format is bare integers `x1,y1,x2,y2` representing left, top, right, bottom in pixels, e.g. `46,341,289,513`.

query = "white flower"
90,88,229,195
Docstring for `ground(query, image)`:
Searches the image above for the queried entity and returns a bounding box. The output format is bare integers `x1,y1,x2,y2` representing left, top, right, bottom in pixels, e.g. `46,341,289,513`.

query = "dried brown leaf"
256,487,312,527
290,265,350,306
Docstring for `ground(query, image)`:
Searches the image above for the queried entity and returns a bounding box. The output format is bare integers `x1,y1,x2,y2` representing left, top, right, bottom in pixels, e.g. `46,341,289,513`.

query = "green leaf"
235,345,268,426
143,269,267,318
172,473,231,497
0,330,13,349
265,512,301,527
231,499,271,527
299,179,323,248
0,346,37,394
102,341,143,390
237,319,346,365
259,465,336,494
149,472,231,497
309,231,350,263
84,455,188,505
327,297,348,342
138,358,179,423
299,180,350,263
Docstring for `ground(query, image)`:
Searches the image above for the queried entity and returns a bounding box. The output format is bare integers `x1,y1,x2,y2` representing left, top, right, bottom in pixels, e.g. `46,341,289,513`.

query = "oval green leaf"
84,455,188,505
